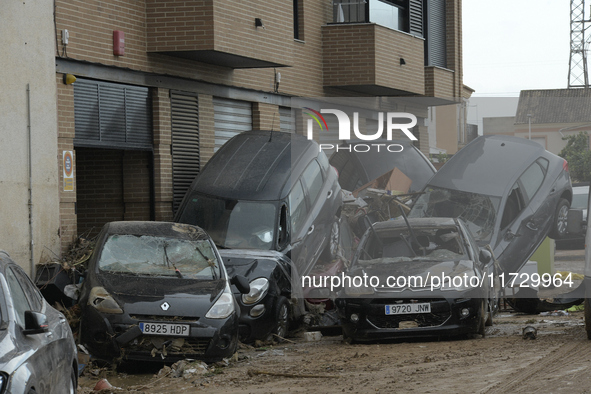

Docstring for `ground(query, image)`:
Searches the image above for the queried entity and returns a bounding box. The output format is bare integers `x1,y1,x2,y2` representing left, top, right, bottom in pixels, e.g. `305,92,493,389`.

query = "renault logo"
161,302,170,311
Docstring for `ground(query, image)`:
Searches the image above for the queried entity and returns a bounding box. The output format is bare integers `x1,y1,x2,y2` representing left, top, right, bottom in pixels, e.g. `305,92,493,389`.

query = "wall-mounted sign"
63,151,74,191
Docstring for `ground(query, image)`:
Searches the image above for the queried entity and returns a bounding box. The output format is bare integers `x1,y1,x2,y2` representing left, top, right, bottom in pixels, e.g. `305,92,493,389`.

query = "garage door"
73,79,152,150
213,97,252,151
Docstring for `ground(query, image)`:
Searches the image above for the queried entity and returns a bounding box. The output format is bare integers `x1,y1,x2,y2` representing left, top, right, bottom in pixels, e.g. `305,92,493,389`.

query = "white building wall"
0,1,60,274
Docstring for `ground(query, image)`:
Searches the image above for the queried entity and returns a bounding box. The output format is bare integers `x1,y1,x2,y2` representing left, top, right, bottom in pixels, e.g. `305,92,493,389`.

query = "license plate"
385,303,431,315
139,322,190,337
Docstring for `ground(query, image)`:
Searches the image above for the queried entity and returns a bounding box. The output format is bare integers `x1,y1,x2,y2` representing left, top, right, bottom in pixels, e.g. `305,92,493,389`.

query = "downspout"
26,84,35,277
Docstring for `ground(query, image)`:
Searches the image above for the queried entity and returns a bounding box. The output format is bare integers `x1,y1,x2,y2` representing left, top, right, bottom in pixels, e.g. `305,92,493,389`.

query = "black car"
175,130,343,277
0,251,78,393
78,221,249,363
410,135,572,275
329,139,436,193
336,218,496,341
220,249,303,342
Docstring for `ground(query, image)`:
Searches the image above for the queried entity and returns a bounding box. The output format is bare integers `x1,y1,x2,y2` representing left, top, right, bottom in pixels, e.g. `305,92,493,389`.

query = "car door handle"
526,221,538,231
307,225,315,235
327,190,333,199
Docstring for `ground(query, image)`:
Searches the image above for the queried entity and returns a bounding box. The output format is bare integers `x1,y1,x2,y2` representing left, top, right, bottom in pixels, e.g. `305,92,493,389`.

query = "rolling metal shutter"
425,0,447,68
73,79,152,150
213,97,252,151
409,0,424,37
279,106,294,133
171,92,200,212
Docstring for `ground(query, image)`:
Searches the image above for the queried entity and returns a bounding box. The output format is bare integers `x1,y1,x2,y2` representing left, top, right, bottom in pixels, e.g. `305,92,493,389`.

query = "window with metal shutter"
409,0,424,37
279,106,294,133
425,0,447,68
171,92,200,212
73,79,152,150
213,97,252,151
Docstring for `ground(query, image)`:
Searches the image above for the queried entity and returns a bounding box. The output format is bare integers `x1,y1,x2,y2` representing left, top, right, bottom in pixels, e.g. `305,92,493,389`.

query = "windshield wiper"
163,243,183,279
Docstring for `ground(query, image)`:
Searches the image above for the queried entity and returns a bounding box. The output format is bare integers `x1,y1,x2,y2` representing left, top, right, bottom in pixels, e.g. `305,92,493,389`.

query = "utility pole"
568,0,590,88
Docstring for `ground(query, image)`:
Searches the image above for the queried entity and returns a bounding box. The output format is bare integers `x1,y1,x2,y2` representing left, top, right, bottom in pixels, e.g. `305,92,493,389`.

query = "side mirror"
22,311,49,336
479,249,492,265
231,275,250,294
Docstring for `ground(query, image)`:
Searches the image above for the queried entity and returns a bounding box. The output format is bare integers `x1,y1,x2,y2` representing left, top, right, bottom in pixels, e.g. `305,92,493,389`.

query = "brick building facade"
54,0,466,254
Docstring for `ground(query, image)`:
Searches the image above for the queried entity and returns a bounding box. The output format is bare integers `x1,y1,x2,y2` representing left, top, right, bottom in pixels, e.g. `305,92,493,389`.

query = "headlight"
0,372,8,393
242,278,269,304
206,282,235,319
88,287,123,314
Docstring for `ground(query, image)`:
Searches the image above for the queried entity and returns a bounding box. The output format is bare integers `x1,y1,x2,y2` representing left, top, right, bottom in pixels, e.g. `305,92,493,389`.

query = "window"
5,268,32,328
301,160,324,205
371,0,407,32
12,267,43,312
293,0,303,40
289,180,308,235
518,159,548,202
500,185,525,230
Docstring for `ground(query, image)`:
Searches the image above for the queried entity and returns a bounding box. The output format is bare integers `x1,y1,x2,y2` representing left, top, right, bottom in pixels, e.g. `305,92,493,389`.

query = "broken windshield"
409,187,500,244
98,235,220,279
357,226,469,266
177,193,278,250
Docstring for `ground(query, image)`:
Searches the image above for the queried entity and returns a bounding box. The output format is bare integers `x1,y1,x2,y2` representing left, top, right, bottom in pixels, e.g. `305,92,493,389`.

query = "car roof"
191,130,318,201
427,135,548,197
102,221,210,241
372,217,458,231
217,248,288,261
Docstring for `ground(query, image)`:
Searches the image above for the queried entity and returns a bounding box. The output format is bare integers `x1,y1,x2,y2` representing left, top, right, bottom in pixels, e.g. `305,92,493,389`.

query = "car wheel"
485,298,494,327
322,218,341,261
585,299,591,340
477,300,486,337
549,198,570,239
272,296,290,341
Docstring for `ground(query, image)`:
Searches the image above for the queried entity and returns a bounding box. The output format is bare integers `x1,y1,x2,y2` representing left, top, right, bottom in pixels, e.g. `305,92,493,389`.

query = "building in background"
1,0,469,272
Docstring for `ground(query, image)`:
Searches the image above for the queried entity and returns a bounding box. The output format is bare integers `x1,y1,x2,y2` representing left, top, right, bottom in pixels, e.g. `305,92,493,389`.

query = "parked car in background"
220,249,303,342
410,135,572,275
581,189,591,338
336,217,496,342
0,251,78,393
557,183,589,248
78,221,249,363
329,139,436,193
175,130,343,277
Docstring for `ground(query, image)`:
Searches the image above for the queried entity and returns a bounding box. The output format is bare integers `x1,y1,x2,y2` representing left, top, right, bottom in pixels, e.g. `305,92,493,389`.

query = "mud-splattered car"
410,135,572,275
336,217,496,341
0,251,78,393
78,221,249,363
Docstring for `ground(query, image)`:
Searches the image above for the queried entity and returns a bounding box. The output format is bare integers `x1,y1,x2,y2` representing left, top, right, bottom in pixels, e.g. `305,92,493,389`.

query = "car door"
289,178,312,274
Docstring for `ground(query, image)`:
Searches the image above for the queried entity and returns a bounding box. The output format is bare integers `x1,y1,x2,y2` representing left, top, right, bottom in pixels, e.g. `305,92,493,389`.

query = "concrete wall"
0,1,60,273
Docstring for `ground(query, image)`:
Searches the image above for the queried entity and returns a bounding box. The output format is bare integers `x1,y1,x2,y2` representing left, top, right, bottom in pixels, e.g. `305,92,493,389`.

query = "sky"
462,1,573,125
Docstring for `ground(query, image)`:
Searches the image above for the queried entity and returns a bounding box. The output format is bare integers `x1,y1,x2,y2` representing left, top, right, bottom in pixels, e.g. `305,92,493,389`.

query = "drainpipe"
26,84,35,277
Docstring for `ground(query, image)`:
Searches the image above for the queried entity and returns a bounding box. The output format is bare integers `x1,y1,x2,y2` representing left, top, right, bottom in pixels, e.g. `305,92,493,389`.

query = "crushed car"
335,217,497,342
175,130,343,278
77,221,249,363
409,135,572,276
220,249,304,342
0,251,78,393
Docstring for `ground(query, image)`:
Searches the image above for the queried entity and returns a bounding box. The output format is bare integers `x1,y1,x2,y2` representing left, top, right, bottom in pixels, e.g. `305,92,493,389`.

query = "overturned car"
336,217,497,341
78,221,249,363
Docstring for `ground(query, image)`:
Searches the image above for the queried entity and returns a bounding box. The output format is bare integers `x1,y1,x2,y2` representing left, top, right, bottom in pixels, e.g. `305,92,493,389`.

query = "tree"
558,131,591,183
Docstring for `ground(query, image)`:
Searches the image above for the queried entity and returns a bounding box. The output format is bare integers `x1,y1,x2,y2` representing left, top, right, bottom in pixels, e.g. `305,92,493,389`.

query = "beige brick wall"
425,66,455,98
253,103,281,131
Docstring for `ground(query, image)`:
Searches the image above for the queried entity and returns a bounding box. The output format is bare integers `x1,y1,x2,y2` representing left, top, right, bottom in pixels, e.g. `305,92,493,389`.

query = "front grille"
130,315,199,323
367,298,451,329
124,336,210,356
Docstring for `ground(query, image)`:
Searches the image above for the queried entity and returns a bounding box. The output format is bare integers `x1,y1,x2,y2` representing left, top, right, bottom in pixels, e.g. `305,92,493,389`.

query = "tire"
272,296,290,341
321,217,341,261
485,298,494,327
69,367,77,394
584,299,591,340
549,198,570,239
477,300,486,337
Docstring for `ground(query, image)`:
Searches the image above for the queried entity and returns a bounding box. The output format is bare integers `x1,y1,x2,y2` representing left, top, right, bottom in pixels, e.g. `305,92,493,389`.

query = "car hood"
224,258,281,294
351,259,475,284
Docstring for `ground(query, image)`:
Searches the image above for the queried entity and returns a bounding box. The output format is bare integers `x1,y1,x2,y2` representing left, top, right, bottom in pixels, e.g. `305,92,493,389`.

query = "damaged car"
78,221,249,363
220,249,303,342
410,135,572,275
175,130,343,277
336,217,497,342
0,251,78,393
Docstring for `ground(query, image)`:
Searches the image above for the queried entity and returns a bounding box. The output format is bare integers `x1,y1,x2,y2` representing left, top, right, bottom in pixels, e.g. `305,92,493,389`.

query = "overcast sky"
463,0,571,97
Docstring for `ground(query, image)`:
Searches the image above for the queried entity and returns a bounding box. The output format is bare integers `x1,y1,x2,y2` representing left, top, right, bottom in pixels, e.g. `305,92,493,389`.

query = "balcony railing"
332,0,407,33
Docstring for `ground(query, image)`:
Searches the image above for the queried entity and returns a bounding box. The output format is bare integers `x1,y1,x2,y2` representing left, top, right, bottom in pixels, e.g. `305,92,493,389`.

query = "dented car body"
78,221,247,363
410,135,572,275
336,218,496,341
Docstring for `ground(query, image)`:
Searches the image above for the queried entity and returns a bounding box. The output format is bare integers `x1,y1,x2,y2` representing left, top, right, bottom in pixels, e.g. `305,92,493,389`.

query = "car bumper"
235,293,279,342
80,307,239,362
339,297,483,341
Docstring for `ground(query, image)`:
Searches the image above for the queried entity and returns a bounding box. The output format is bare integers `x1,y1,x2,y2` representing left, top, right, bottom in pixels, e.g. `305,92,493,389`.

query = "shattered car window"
177,193,277,250
410,187,500,244
98,235,220,279
358,227,469,265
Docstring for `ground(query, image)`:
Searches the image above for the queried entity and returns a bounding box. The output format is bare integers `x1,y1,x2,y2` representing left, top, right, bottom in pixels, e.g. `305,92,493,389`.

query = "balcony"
322,23,425,96
425,66,456,99
146,0,293,68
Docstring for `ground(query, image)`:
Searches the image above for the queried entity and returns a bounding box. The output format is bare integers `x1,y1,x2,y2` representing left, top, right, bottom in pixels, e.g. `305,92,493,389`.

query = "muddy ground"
79,249,591,394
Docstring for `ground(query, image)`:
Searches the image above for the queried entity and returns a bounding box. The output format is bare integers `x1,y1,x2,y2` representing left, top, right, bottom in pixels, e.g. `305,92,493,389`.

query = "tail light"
563,159,569,172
